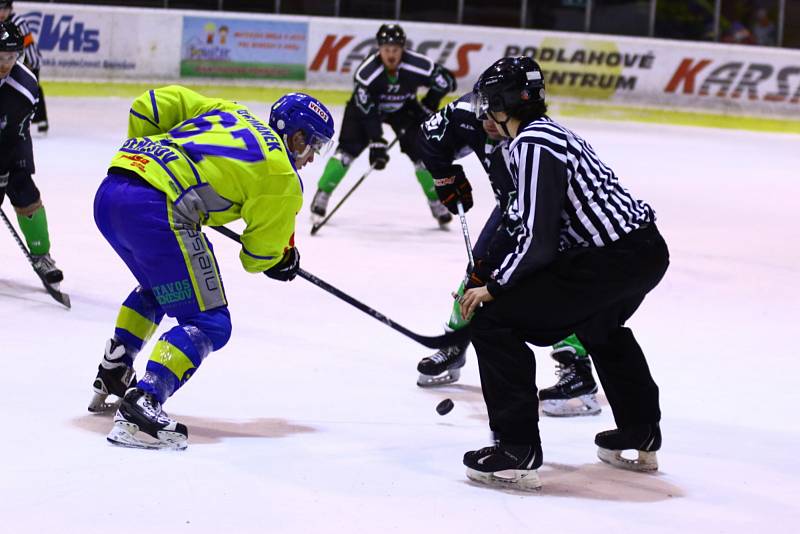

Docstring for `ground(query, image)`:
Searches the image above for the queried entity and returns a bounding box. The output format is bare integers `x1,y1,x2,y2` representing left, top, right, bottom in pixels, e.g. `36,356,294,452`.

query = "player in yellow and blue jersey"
87,85,334,450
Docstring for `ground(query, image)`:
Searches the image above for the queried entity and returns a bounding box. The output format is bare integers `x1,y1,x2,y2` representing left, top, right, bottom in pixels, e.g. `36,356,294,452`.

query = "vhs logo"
21,11,100,53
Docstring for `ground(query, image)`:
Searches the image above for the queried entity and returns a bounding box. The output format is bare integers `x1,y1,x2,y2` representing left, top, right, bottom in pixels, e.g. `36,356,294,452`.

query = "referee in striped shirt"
1,1,47,132
459,57,669,490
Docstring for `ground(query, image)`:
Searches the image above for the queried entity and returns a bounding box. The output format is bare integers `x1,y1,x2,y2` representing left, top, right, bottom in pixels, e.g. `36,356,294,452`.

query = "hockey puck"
436,398,454,416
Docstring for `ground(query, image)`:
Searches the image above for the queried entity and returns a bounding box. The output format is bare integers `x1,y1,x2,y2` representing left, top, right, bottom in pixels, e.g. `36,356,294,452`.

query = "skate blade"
107,421,188,451
541,395,601,417
416,368,461,388
466,467,542,491
597,447,658,472
87,392,121,413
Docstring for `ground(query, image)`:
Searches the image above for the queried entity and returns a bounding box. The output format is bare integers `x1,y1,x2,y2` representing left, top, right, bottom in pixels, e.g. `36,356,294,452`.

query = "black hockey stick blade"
209,225,469,349
42,280,71,308
296,268,470,349
0,208,71,309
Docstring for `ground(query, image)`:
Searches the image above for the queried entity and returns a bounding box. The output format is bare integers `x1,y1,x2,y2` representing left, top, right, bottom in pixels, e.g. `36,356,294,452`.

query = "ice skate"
416,338,468,387
31,253,63,287
428,199,452,227
539,346,601,417
595,423,660,472
310,189,330,221
107,388,188,450
464,442,543,491
88,338,137,413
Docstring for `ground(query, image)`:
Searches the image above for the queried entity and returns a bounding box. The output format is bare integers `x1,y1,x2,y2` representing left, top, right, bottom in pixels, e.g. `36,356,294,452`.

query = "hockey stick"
210,225,469,349
456,201,475,271
0,207,71,308
310,135,401,236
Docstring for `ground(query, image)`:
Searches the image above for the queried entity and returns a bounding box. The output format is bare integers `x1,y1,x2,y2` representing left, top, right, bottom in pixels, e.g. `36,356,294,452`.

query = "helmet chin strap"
282,133,312,161
297,144,313,160
488,110,513,138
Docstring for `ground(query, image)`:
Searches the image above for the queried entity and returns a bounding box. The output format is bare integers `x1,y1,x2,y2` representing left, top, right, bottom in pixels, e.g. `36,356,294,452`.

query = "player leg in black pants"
466,224,669,486
387,102,451,225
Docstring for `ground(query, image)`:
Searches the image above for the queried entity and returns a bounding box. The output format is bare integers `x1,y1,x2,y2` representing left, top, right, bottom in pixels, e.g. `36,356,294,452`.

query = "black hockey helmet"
0,20,23,53
474,56,545,119
0,1,12,10
376,23,406,47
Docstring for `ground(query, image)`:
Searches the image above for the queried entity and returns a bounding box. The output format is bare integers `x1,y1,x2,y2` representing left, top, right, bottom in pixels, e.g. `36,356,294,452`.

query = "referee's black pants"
470,224,669,445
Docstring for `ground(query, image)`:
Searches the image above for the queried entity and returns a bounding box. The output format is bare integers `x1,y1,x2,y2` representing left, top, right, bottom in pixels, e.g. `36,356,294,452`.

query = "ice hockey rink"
1,95,798,533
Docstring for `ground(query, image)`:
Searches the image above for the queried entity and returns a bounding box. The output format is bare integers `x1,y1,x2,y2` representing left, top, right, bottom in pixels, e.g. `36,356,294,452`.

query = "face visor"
470,90,490,121
293,130,334,163
307,131,334,158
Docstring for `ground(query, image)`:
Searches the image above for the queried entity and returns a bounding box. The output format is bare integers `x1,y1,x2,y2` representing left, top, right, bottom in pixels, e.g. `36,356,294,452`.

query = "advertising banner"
16,2,181,80
12,3,800,118
180,16,307,80
306,17,800,117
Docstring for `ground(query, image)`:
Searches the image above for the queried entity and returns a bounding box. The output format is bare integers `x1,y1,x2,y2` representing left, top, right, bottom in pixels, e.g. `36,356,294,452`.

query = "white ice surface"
1,97,798,533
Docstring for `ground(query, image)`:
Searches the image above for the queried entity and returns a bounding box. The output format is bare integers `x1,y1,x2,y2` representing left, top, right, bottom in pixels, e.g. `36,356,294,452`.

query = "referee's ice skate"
463,442,543,491
538,345,601,417
595,423,661,471
107,388,188,450
416,337,468,387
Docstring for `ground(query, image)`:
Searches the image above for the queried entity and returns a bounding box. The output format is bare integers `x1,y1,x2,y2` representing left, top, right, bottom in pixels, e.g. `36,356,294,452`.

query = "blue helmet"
269,93,335,160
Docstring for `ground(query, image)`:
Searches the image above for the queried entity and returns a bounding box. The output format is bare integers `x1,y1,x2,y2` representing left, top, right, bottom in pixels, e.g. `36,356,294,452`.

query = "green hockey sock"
446,282,470,331
317,158,348,194
415,168,438,201
17,206,51,256
552,334,588,357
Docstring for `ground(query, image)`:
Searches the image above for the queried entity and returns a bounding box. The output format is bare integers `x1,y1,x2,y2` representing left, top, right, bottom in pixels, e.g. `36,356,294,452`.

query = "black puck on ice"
436,398,454,416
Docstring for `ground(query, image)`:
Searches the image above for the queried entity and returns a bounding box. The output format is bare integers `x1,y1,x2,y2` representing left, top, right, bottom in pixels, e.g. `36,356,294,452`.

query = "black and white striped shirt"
486,116,655,295
8,12,41,71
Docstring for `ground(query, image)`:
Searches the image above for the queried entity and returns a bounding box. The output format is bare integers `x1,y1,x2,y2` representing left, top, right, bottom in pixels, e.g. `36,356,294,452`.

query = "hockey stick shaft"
310,136,401,235
0,207,70,308
456,201,475,271
209,225,469,349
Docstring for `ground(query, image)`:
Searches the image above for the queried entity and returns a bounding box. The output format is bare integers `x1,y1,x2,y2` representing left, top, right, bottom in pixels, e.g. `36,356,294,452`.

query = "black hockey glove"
265,247,300,282
433,165,473,214
369,138,390,170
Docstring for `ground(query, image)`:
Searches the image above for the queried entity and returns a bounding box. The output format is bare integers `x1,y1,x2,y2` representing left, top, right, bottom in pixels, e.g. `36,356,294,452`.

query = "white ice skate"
88,339,137,413
416,339,468,387
428,199,452,228
106,388,188,451
310,189,330,224
539,346,601,417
